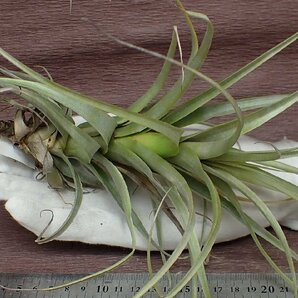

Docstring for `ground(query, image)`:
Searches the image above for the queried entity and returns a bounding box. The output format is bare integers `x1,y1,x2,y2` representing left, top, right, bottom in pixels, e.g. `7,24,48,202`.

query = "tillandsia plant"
0,0,298,297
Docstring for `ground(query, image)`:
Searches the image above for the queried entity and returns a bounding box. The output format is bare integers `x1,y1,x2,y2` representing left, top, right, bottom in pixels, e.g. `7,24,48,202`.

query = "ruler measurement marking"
0,273,296,297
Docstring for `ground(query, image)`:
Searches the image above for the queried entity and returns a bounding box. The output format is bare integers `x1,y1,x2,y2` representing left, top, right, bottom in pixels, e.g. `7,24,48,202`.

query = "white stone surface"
1,126,298,250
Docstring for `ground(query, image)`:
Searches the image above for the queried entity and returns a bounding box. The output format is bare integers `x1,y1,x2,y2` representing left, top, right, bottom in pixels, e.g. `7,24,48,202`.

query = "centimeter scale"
0,272,295,298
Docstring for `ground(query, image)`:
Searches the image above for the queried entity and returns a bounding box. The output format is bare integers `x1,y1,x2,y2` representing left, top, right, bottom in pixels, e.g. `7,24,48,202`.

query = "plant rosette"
0,0,297,296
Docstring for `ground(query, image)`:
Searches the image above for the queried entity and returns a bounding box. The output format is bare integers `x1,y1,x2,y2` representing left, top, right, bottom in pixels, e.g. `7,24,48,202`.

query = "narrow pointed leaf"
115,5,213,137
184,91,298,142
175,94,288,126
164,32,298,125
127,29,177,113
36,154,83,244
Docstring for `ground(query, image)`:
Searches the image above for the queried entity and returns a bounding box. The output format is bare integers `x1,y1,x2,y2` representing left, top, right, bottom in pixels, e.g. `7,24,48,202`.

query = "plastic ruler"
0,272,295,297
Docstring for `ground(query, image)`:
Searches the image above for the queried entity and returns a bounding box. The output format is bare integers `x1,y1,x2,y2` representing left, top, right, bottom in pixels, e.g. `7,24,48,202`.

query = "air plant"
0,1,297,297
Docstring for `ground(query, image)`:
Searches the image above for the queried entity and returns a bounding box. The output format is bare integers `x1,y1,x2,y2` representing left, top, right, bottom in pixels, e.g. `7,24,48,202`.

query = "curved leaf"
164,32,298,125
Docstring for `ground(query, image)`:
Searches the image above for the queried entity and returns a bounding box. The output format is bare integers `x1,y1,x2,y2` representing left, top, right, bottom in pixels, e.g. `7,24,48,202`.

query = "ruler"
0,272,295,298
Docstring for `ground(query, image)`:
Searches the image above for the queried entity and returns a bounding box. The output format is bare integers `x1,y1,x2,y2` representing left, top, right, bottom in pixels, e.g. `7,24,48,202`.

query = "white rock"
1,126,298,250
